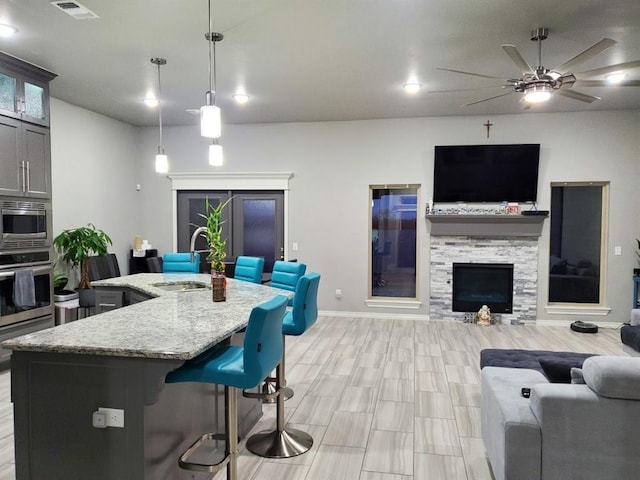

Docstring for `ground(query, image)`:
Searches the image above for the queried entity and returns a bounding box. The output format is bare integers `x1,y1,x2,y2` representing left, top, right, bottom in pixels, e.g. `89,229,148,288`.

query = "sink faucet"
190,226,208,262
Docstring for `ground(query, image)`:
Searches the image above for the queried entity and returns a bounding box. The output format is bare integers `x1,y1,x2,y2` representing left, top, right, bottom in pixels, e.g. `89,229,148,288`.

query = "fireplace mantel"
426,214,546,237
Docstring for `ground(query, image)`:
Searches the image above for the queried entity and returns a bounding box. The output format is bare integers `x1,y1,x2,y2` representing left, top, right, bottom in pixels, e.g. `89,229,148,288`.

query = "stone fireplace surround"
429,235,538,324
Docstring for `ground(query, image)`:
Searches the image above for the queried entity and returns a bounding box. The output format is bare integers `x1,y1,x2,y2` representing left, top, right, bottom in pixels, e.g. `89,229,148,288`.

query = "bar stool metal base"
259,380,293,403
246,427,313,458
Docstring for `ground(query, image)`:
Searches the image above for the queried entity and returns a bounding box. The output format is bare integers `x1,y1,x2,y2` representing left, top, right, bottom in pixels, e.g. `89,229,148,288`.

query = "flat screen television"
433,144,540,203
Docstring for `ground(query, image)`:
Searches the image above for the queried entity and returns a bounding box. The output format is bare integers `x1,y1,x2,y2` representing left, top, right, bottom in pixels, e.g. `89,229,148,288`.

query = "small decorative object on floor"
477,304,492,326
211,272,226,302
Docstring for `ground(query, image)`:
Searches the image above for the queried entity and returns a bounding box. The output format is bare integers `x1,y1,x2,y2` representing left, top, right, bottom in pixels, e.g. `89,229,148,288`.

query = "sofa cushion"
620,324,640,353
570,367,586,384
582,356,640,400
538,356,589,383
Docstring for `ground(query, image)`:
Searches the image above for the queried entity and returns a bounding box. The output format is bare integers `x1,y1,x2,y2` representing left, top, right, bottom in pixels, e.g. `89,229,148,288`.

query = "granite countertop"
1,274,292,360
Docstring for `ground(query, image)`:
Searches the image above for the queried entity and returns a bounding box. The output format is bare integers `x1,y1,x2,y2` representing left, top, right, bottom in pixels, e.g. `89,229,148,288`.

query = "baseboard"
319,310,430,321
534,318,623,329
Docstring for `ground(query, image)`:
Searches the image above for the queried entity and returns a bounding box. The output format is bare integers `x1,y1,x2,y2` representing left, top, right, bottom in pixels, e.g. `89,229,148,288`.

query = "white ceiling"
1,0,639,127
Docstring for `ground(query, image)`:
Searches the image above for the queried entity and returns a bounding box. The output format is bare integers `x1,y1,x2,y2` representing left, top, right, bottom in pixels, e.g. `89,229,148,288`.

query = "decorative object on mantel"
198,197,232,302
477,304,492,325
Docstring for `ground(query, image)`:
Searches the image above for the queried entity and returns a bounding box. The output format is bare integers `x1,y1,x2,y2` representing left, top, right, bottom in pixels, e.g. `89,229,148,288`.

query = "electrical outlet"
292,242,299,251
335,289,342,299
98,407,125,428
614,246,622,256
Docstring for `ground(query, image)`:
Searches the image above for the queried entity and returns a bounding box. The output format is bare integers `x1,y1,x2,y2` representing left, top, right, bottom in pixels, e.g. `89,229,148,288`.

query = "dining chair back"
162,252,200,273
234,256,264,284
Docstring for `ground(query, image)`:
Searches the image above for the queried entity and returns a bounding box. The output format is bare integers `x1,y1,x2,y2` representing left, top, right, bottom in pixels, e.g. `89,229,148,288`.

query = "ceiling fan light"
200,104,221,138
403,82,422,94
524,85,551,103
209,142,223,167
605,72,626,84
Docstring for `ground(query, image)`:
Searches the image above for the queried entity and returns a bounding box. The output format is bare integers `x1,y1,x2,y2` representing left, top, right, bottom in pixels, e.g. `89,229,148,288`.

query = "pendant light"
151,58,168,173
209,140,223,166
200,0,223,139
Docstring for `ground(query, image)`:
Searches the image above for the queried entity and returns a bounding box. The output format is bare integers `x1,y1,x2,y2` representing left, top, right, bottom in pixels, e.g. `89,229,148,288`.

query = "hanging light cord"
157,62,163,148
207,0,213,101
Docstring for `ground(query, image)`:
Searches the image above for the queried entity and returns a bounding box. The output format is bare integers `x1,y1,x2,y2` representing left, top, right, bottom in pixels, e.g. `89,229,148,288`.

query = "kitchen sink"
152,282,208,292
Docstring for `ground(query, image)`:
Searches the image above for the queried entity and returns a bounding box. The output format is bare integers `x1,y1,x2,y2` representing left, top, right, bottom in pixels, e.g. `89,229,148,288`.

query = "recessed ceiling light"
232,93,249,104
605,72,626,84
0,24,18,37
403,82,422,94
144,96,158,108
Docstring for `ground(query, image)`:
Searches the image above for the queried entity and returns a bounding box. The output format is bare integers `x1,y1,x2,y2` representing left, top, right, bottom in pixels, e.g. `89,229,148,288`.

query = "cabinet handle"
21,161,26,192
26,161,30,192
98,303,117,307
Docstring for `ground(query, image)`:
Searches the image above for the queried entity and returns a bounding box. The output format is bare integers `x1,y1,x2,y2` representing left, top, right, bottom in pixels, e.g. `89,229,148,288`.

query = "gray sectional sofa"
481,356,640,480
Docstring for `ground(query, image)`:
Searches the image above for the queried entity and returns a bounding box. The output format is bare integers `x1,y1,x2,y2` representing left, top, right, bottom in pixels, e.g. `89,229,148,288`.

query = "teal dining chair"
234,256,264,284
162,252,200,273
165,294,288,477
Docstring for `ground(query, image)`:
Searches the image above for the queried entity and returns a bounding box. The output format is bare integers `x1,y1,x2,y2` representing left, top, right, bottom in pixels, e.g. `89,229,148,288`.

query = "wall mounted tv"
433,144,540,203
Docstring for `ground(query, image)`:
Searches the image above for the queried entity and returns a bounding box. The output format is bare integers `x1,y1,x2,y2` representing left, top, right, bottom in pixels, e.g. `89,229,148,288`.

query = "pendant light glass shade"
209,142,223,167
155,149,169,173
200,103,221,138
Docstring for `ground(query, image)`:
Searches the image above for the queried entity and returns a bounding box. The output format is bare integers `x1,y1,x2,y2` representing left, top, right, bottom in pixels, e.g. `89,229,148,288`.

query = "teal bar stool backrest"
234,256,264,284
166,294,288,389
282,272,320,336
162,252,200,273
271,261,306,292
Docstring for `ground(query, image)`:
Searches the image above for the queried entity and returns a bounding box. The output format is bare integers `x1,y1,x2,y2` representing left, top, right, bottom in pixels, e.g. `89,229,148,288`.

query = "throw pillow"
538,356,589,383
570,367,586,384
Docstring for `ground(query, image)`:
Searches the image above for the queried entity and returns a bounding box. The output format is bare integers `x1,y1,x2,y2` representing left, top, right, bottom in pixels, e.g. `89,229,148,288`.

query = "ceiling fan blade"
501,44,536,75
465,91,514,107
429,85,511,93
436,67,506,80
556,88,601,103
553,38,617,74
576,60,640,79
575,79,640,87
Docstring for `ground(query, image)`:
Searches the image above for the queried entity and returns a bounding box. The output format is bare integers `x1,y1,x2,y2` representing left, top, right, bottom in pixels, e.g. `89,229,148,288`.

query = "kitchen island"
2,274,292,480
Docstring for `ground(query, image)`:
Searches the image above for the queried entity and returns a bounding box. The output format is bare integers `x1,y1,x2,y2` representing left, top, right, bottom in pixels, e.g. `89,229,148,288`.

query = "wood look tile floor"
0,317,627,480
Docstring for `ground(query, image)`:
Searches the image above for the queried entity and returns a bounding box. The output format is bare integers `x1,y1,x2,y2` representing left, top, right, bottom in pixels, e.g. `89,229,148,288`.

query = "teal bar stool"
270,260,307,293
163,252,200,273
245,272,320,458
165,294,288,478
234,256,265,284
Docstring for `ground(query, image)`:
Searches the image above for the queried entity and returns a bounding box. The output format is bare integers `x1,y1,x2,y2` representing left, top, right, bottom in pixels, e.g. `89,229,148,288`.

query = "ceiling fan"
433,27,640,106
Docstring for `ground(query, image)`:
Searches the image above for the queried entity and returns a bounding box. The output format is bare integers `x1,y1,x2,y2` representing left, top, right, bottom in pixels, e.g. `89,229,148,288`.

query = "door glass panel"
0,73,16,112
549,184,604,303
24,82,45,119
242,199,276,272
371,186,418,298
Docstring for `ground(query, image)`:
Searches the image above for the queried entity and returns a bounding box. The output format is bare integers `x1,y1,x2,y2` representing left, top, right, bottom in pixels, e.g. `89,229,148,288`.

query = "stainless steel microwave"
0,200,52,250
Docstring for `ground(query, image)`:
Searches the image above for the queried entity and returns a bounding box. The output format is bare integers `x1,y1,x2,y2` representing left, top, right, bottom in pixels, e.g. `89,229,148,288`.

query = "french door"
177,190,285,273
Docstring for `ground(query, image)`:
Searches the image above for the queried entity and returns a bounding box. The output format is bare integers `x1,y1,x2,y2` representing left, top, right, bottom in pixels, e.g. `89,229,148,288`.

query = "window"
370,185,419,299
549,182,608,304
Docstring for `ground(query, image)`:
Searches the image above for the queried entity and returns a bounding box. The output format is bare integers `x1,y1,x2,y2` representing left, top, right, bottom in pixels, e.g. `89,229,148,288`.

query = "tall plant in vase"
199,197,231,301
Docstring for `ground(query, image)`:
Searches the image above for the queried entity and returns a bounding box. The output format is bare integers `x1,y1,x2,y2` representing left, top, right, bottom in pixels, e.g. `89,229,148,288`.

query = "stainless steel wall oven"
0,250,53,328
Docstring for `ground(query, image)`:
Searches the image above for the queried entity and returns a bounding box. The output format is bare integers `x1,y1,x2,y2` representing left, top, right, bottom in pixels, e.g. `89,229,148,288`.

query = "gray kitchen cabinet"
94,287,153,314
0,118,51,198
0,52,55,127
0,52,55,199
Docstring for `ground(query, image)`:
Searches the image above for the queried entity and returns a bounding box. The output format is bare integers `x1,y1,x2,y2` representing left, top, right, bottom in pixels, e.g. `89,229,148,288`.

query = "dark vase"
211,272,226,302
77,288,95,307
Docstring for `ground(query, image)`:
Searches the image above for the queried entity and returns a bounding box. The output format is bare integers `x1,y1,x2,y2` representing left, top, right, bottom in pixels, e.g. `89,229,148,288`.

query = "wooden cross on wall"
484,120,493,138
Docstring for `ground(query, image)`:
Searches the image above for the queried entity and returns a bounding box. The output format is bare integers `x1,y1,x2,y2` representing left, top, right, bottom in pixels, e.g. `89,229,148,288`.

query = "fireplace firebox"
452,263,514,314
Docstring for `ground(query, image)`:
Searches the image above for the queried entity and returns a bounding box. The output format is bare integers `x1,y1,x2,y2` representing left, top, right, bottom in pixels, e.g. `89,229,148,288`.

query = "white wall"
49,100,640,323
49,98,141,283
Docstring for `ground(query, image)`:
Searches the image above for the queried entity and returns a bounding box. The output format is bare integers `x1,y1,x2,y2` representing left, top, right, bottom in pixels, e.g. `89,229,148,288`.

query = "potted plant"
53,223,113,306
198,197,231,301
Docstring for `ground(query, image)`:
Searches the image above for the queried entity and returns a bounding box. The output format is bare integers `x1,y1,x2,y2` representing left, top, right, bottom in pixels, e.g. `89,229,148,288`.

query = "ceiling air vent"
50,1,99,20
